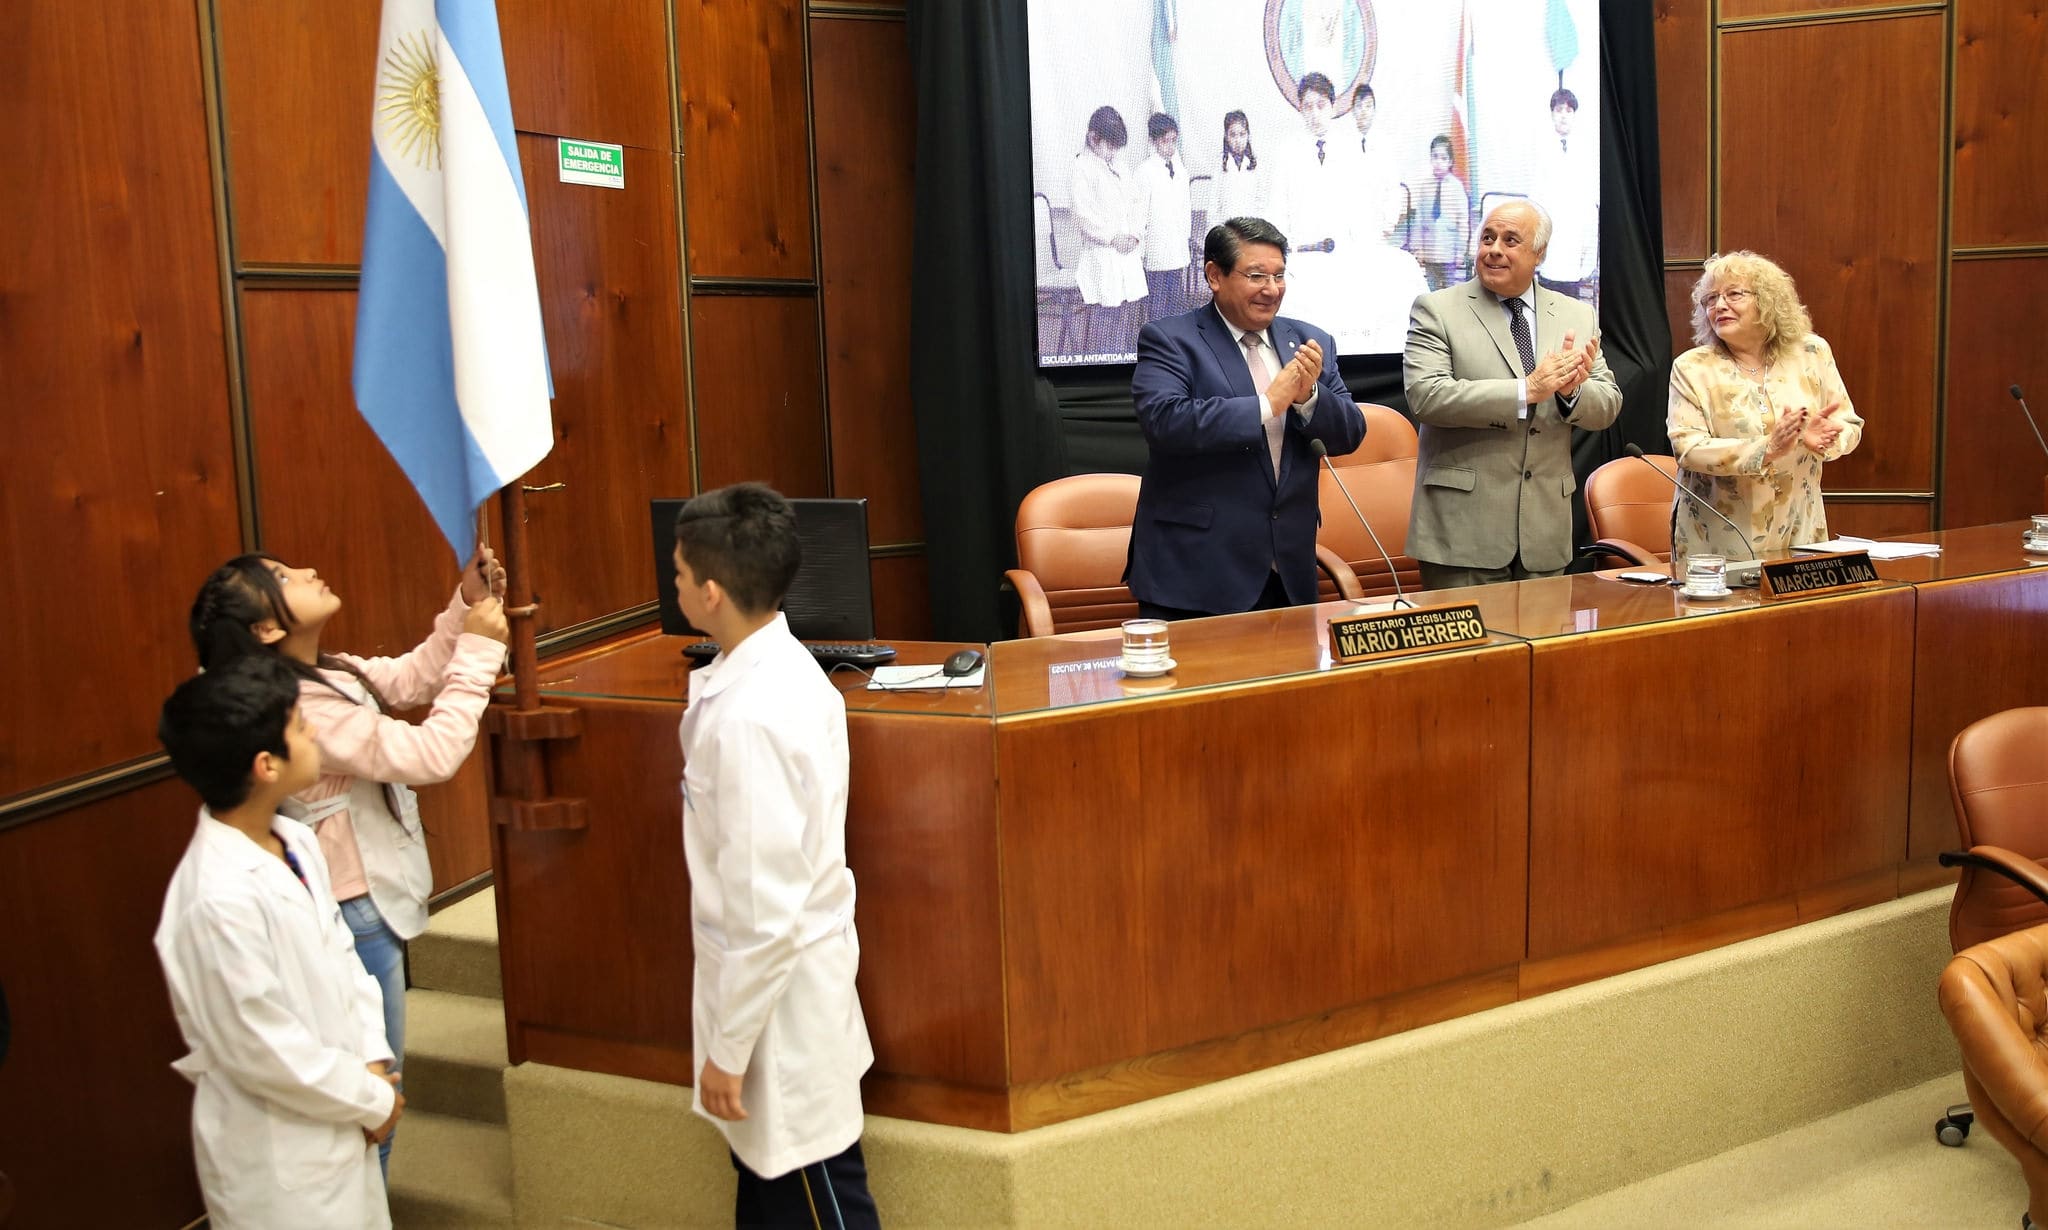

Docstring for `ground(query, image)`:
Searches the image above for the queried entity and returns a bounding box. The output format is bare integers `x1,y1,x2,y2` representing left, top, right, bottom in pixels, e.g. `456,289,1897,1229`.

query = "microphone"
2010,385,2048,460
1622,444,1758,580
1310,439,1412,609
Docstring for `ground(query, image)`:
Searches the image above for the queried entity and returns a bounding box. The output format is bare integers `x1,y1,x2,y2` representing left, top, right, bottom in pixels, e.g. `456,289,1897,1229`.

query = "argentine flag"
354,0,552,559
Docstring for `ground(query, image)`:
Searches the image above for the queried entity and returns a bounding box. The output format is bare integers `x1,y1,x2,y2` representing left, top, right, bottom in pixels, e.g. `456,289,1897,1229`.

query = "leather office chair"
1940,923,2048,1229
1581,451,1679,567
1315,404,1423,601
1003,473,1364,638
1935,706,2048,1147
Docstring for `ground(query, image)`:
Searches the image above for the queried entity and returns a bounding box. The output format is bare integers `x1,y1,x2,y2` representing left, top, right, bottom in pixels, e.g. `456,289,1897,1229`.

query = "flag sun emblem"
378,31,441,169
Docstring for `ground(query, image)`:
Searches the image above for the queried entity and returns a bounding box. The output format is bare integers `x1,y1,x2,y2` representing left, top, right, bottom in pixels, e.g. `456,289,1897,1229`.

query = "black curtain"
906,4,1068,642
907,1,1672,637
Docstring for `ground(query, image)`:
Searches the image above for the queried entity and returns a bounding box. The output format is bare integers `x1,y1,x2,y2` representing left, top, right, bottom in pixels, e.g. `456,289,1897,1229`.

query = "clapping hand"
1270,338,1324,411
1801,400,1846,455
1529,330,1592,403
1557,334,1602,399
1765,407,1809,462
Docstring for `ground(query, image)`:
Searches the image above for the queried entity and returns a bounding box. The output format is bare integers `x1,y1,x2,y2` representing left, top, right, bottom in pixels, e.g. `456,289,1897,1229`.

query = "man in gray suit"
1401,199,1620,589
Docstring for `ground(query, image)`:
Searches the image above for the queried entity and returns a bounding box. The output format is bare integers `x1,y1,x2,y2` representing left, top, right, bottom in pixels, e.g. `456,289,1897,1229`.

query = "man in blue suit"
1126,216,1368,619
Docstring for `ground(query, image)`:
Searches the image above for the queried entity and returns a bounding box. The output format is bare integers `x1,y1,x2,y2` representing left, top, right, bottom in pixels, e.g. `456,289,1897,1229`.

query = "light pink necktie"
1243,333,1283,478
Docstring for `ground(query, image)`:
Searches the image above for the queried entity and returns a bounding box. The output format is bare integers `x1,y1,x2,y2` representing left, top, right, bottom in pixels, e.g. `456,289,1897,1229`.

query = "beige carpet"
1518,1074,2026,1229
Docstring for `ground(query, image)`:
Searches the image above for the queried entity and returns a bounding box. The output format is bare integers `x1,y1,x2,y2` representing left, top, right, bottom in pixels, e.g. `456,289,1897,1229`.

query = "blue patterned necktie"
1506,298,1537,378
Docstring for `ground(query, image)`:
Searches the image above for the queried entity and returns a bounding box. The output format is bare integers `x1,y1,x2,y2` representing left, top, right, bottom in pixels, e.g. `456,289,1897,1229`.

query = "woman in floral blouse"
1667,251,1863,561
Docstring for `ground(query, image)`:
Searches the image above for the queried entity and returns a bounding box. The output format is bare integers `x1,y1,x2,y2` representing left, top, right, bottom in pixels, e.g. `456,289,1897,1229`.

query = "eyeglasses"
1698,288,1754,308
1235,270,1287,287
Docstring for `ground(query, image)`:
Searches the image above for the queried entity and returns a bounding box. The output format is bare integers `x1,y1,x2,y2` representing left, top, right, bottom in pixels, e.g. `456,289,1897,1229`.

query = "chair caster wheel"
1937,1115,1971,1147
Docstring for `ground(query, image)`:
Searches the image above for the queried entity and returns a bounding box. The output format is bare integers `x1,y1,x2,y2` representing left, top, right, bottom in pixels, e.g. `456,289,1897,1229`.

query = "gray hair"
1484,198,1553,256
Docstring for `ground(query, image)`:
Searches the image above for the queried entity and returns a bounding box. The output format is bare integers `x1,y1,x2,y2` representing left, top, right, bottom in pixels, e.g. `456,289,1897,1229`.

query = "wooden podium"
485,522,2048,1131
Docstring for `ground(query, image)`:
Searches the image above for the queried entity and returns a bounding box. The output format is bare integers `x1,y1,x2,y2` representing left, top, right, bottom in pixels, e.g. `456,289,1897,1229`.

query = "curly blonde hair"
1689,250,1813,364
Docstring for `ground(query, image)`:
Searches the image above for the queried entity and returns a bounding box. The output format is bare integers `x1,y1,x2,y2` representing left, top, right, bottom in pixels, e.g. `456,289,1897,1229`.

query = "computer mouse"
942,648,984,677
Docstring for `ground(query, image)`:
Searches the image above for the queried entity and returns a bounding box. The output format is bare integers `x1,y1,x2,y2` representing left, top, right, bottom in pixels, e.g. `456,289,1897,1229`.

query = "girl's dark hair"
1085,105,1128,150
189,555,391,712
1222,110,1256,172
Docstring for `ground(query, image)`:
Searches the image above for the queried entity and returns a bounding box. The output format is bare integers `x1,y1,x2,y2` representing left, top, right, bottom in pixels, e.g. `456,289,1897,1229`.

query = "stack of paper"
1796,536,1942,560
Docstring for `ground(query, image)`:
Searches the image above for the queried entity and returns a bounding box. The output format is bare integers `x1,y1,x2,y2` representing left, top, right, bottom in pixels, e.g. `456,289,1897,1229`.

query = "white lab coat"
679,614,872,1179
1135,152,1192,273
154,811,397,1229
1070,150,1148,307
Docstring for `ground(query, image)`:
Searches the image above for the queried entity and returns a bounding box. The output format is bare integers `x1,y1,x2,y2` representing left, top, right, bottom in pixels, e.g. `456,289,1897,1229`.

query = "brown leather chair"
1581,451,1679,567
1315,403,1423,602
1940,924,2048,1229
1936,707,2048,1147
1003,473,1364,638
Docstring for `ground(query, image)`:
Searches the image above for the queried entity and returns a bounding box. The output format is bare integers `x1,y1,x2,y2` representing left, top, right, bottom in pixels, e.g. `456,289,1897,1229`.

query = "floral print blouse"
1666,334,1864,559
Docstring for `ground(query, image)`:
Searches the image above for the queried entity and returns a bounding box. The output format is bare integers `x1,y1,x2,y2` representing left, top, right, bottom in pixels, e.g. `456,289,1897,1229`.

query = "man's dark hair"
159,655,303,812
673,483,801,616
1204,217,1290,274
1147,112,1178,142
1430,134,1453,157
1549,88,1579,112
1086,105,1129,149
1297,72,1336,105
1353,83,1375,106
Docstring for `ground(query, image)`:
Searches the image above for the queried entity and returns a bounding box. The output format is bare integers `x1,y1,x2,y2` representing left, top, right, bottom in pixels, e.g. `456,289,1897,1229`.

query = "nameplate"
1327,603,1489,663
1758,551,1881,601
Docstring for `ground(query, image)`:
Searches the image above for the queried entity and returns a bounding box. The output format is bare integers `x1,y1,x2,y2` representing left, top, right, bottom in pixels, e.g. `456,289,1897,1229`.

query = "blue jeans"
341,894,406,1174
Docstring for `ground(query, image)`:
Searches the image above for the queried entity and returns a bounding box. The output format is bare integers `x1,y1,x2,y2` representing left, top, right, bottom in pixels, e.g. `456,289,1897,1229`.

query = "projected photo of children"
1028,0,1600,369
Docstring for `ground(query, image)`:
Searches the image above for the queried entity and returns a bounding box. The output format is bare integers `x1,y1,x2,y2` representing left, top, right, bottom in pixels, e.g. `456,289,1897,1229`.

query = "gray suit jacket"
1401,279,1621,573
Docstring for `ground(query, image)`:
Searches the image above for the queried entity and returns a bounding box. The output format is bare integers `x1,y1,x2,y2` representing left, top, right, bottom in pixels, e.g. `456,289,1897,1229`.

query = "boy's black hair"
672,482,801,616
1085,105,1128,149
1430,134,1453,157
1352,83,1375,106
1297,72,1336,105
1550,88,1579,112
158,655,304,812
1147,112,1178,142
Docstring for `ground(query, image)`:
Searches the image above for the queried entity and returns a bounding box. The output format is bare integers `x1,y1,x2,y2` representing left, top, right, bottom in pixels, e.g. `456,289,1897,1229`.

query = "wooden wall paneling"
241,289,494,887
1719,0,1941,20
1527,588,1915,959
687,294,831,494
0,0,240,797
1942,257,2048,527
0,781,206,1226
675,0,817,279
871,554,933,642
1665,266,1702,360
1653,0,1711,259
1905,572,2048,861
498,0,674,149
241,289,462,656
517,137,692,634
1951,0,2048,248
811,15,922,547
1718,16,1944,495
1822,500,1933,539
214,0,378,265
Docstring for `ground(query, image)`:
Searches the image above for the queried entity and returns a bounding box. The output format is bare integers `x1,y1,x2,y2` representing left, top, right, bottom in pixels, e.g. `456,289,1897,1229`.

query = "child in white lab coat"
154,655,403,1229
187,551,508,1169
671,483,879,1228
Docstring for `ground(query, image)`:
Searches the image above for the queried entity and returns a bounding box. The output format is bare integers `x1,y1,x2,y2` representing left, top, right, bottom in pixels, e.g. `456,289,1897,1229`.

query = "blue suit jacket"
1125,303,1367,614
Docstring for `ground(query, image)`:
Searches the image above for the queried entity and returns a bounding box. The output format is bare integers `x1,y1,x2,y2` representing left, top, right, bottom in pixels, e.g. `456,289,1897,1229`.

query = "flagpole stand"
485,482,589,831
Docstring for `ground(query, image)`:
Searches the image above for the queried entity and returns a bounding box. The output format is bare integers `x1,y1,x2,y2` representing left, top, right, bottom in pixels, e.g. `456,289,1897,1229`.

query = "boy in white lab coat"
154,656,403,1230
673,483,879,1229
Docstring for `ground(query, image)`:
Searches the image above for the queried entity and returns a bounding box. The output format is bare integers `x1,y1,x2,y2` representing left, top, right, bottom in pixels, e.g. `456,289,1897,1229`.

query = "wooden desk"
493,620,1531,1130
485,531,2047,1131
1871,522,2048,866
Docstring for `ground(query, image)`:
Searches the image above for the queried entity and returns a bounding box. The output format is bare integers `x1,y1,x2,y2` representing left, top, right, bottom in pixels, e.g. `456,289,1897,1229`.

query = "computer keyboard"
681,640,897,668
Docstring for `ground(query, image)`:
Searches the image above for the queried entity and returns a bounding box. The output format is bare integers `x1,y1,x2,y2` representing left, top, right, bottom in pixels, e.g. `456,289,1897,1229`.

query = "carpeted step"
403,988,509,1125
387,1110,513,1229
412,888,501,1000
